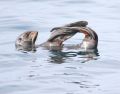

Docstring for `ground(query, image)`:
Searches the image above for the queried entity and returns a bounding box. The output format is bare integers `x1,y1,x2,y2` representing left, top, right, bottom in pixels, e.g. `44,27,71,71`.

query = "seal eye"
18,38,22,42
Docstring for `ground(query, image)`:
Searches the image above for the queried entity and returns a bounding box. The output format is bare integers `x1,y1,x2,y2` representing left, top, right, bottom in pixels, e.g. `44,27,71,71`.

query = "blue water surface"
0,0,120,94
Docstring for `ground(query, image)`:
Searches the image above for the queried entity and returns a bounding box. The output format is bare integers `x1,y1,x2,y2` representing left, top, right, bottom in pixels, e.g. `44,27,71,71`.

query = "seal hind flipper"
64,21,88,27
50,21,88,32
48,28,77,42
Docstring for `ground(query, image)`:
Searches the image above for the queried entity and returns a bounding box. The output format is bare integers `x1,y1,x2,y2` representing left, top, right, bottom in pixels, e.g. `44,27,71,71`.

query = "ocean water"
0,0,120,94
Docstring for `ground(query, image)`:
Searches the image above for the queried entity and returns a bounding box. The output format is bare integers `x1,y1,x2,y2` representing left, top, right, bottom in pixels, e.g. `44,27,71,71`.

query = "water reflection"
48,49,99,64
15,43,99,64
49,50,77,64
69,81,100,88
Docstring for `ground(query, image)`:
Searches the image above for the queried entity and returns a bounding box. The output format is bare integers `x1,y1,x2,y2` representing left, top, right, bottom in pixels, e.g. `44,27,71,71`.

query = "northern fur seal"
15,21,98,52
